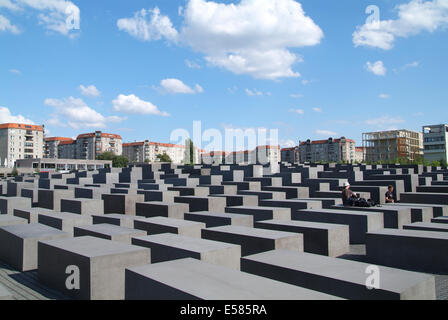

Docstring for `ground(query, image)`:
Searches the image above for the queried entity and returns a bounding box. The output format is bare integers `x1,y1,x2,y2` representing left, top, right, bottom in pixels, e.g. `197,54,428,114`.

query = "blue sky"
1,0,447,150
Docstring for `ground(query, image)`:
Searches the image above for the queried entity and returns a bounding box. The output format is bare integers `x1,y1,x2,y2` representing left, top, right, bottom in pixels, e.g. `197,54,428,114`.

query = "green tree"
97,152,128,168
184,139,195,165
11,167,19,177
156,153,172,163
431,160,441,167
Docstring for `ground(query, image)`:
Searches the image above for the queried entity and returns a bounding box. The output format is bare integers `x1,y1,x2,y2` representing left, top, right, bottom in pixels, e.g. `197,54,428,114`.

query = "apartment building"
75,132,122,160
57,139,77,159
0,123,44,168
281,147,299,163
423,124,448,162
123,140,187,164
299,137,356,163
201,145,281,165
354,147,365,163
44,137,74,158
363,130,423,163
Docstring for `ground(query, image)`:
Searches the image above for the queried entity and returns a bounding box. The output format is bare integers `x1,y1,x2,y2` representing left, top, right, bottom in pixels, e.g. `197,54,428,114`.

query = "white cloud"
228,86,238,94
0,14,20,34
289,108,305,115
245,88,264,97
0,106,34,124
365,116,405,129
79,85,101,98
185,59,201,69
366,61,387,76
112,94,170,116
353,0,448,50
379,93,390,99
0,0,20,11
312,107,322,113
0,0,80,36
9,69,21,75
117,7,178,42
157,78,203,94
44,96,123,129
118,0,323,80
280,139,296,148
290,93,304,98
316,129,337,136
301,79,310,85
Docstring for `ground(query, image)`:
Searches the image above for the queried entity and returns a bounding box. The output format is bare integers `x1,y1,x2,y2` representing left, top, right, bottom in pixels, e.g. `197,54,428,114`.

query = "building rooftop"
0,123,43,131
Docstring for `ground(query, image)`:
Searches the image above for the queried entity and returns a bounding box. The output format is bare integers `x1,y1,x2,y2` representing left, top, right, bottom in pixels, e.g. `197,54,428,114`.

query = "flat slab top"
127,258,339,300
0,283,12,299
0,223,68,239
62,199,101,203
256,219,348,231
137,201,185,206
133,233,239,252
302,209,380,216
368,228,448,240
39,236,149,258
402,192,448,196
404,222,448,230
262,199,321,204
186,211,252,220
75,224,145,236
15,207,57,214
38,212,92,221
389,203,447,209
227,206,289,211
243,250,433,293
0,196,29,201
139,217,205,228
433,216,448,221
333,204,407,213
204,225,299,239
0,215,27,223
92,214,136,221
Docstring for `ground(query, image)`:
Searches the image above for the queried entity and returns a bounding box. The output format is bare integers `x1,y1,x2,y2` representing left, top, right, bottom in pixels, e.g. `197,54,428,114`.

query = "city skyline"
1,0,448,149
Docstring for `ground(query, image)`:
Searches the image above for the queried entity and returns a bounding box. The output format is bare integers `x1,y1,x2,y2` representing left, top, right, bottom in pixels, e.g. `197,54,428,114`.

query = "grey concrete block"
213,194,259,207
92,214,139,228
403,222,448,233
38,189,75,211
132,233,241,270
13,207,57,224
125,258,339,300
74,224,146,244
0,196,32,215
0,215,28,227
432,216,448,224
241,250,435,300
202,225,303,256
254,220,349,257
184,211,253,228
0,283,13,300
391,203,448,218
366,229,448,274
225,206,291,222
293,209,383,244
135,201,188,219
401,192,448,205
332,205,411,229
0,223,69,271
61,199,104,216
259,199,322,214
38,212,93,236
38,236,150,300
102,194,144,216
174,196,226,213
382,204,433,223
134,217,205,238
262,186,309,199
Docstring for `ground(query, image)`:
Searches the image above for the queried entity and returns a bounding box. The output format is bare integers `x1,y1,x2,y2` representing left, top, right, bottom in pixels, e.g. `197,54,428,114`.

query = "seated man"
385,185,396,203
342,182,358,206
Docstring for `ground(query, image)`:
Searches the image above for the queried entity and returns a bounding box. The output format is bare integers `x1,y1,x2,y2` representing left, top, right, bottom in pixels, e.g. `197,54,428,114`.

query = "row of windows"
424,144,446,151
424,137,445,143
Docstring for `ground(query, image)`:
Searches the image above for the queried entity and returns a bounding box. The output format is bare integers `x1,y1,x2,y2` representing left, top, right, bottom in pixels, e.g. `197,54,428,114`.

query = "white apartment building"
201,145,281,165
123,140,189,164
75,131,122,160
44,137,75,158
423,124,448,162
0,123,44,168
299,137,356,163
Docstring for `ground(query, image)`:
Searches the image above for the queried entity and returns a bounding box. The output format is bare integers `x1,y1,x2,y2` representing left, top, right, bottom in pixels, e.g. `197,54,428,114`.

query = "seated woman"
341,182,358,206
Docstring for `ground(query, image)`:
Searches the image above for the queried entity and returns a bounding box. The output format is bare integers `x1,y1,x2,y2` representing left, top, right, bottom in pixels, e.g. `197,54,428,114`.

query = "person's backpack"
353,197,375,207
